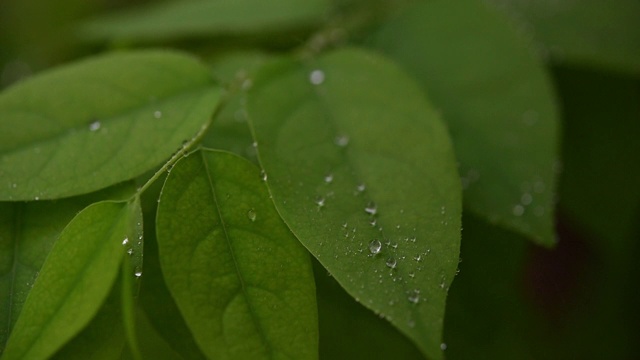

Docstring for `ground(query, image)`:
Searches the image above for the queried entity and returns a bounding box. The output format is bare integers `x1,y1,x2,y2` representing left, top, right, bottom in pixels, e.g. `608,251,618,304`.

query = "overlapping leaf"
0,184,134,351
0,50,222,201
369,0,559,246
156,149,318,359
487,0,640,76
80,0,330,42
248,48,461,360
1,200,141,360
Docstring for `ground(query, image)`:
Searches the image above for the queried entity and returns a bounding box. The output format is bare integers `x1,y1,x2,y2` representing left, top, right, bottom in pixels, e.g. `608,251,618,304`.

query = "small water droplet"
521,192,533,205
408,319,416,328
386,257,397,269
369,239,382,254
241,78,253,91
440,343,448,351
408,272,415,278
356,183,366,192
369,218,377,227
324,173,333,183
408,290,420,304
440,206,446,215
134,271,143,277
127,248,133,255
11,183,17,188
315,196,325,207
309,69,325,85
414,254,422,262
334,134,349,147
260,170,267,181
154,110,162,119
122,237,129,246
513,204,525,216
247,209,257,222
364,202,377,215
89,120,101,132
34,196,39,201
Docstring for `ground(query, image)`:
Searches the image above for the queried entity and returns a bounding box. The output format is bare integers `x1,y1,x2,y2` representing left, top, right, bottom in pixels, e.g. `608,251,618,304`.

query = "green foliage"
0,0,637,359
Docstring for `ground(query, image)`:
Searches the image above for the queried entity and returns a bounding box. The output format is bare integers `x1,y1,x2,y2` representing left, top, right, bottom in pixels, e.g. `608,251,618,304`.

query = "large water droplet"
89,120,101,132
309,69,325,85
386,257,397,269
369,239,382,254
365,201,377,215
247,209,257,222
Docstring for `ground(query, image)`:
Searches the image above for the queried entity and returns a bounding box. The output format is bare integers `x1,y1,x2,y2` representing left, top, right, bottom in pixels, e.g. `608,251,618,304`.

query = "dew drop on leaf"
386,257,397,269
356,183,366,192
364,201,377,215
154,110,162,119
513,204,525,216
369,239,382,254
334,134,349,147
247,209,257,222
122,237,129,246
134,271,143,277
309,69,325,85
89,120,101,132
408,289,420,304
324,173,333,183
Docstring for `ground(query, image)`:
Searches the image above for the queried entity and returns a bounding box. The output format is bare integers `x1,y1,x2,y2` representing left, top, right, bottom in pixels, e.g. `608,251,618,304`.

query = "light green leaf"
80,0,330,42
1,200,142,360
487,0,640,76
0,50,222,201
247,48,461,360
369,0,559,246
0,184,134,350
156,149,318,360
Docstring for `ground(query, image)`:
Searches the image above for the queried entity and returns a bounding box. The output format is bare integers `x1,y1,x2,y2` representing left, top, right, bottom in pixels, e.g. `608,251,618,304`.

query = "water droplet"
369,239,382,254
364,202,377,215
521,192,533,205
408,271,415,278
324,173,333,183
369,218,377,227
440,206,446,215
342,222,348,228
247,209,257,222
122,237,129,246
315,196,325,207
127,248,133,255
356,183,366,192
414,254,422,262
513,204,525,216
241,78,253,91
260,170,267,181
386,257,397,269
309,69,325,85
134,271,143,277
534,180,546,193
408,290,420,304
89,120,101,132
408,319,416,328
154,110,162,119
11,183,17,188
334,134,350,147
34,196,39,201
440,343,448,351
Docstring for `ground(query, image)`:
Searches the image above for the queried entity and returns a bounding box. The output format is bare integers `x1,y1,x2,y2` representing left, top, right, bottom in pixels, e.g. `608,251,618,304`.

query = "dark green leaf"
80,0,330,42
487,0,640,75
370,0,559,246
0,184,134,350
156,149,318,359
1,200,141,359
248,48,461,360
0,50,222,201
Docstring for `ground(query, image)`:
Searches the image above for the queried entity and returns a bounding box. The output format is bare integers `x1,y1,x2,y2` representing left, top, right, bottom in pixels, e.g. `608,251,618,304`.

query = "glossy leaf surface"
1,200,141,359
248,48,461,360
156,149,317,360
370,0,559,246
0,50,221,201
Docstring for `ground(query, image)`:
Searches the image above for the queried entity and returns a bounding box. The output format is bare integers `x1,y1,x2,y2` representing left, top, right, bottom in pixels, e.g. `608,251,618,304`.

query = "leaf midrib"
198,151,272,358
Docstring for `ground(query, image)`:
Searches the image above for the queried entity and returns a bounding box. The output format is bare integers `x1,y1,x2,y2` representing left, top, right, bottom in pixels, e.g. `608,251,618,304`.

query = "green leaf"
0,50,222,201
0,184,134,350
1,199,141,360
80,0,330,42
369,0,559,246
51,276,126,360
487,0,640,76
247,48,461,360
156,149,318,360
